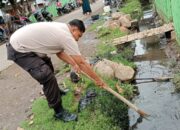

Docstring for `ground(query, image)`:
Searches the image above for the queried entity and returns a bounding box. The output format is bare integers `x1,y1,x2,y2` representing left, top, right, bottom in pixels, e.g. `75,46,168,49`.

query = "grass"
21,76,135,130
96,42,136,68
97,27,127,41
87,19,105,32
120,0,142,19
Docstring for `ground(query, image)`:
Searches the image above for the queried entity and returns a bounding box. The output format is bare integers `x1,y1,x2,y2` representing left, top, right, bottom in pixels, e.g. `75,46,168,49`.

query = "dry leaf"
30,114,34,120
29,120,34,125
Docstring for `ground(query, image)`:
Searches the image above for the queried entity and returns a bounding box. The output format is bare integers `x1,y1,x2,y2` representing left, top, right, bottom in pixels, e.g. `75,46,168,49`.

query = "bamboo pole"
104,86,149,117
80,72,149,117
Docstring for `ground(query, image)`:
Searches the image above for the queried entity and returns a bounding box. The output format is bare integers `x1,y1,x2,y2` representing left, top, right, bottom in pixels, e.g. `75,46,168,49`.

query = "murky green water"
129,10,180,130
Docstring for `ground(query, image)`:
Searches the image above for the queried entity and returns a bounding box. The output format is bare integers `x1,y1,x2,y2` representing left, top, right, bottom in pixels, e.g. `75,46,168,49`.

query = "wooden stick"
80,71,149,117
135,76,173,82
104,86,149,117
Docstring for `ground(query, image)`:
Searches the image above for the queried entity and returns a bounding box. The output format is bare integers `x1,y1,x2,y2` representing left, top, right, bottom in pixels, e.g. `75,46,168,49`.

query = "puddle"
129,9,180,130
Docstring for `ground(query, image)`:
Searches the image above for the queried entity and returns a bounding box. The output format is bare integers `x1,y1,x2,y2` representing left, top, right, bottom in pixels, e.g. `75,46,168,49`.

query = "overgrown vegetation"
120,0,142,19
22,75,135,130
97,27,127,41
96,26,136,68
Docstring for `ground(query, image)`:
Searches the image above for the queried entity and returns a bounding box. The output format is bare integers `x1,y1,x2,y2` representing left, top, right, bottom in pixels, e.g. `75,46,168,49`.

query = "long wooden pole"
104,86,149,117
80,72,149,117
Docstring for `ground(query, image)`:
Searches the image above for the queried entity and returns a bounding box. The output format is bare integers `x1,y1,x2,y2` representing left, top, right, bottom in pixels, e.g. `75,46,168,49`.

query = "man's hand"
95,79,107,89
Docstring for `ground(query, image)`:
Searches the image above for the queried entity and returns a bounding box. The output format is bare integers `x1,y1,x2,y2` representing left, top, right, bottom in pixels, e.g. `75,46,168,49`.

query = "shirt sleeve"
63,37,81,56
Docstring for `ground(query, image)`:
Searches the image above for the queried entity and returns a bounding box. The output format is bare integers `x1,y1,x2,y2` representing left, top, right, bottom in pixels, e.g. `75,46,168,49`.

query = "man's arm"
56,52,80,72
71,55,105,87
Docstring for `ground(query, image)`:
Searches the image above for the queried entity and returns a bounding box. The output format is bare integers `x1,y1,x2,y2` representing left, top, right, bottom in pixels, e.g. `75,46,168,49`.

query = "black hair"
69,19,86,33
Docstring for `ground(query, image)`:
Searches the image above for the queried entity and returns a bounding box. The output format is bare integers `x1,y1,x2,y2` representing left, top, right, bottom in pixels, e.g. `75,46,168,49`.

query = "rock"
103,59,135,81
94,59,135,81
119,16,131,28
94,61,114,78
111,12,124,20
120,26,129,34
103,20,120,29
124,14,132,21
114,64,135,81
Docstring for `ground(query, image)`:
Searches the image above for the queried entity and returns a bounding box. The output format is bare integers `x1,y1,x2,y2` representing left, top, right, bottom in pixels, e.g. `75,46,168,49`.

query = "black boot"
54,104,77,122
54,109,78,122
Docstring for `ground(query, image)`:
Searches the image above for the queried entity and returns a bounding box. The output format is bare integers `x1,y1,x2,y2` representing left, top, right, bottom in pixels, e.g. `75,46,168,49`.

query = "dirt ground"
0,28,99,130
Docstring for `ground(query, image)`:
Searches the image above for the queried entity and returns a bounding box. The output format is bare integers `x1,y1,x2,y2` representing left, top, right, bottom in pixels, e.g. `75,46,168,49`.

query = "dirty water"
129,10,180,130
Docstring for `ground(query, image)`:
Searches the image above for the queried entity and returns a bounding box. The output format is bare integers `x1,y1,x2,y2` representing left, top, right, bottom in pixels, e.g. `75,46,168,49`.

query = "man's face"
71,26,83,41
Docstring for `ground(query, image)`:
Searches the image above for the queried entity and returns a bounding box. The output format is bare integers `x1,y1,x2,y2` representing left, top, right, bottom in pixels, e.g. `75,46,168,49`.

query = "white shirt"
10,22,81,56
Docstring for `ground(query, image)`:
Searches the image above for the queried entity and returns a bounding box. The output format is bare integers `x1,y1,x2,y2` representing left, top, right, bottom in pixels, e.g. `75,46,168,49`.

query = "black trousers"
6,44,62,110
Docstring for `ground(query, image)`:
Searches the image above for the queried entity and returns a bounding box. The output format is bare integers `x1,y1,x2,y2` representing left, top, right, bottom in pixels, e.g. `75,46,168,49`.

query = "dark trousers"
6,44,63,110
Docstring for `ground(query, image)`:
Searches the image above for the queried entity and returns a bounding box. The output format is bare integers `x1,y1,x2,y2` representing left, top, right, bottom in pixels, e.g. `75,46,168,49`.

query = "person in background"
82,0,92,15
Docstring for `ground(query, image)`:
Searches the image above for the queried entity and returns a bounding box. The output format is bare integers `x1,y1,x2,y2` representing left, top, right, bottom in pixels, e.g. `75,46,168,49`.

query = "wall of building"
154,0,180,44
171,0,180,43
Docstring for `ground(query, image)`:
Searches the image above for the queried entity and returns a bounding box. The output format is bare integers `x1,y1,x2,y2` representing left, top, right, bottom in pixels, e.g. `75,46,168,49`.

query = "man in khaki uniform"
6,19,106,122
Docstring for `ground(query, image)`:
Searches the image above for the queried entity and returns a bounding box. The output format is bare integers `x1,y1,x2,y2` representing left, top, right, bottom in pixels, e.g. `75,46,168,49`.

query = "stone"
103,59,135,81
111,12,124,20
103,20,120,29
124,14,132,21
118,16,131,28
94,61,114,78
120,26,129,34
94,59,135,81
